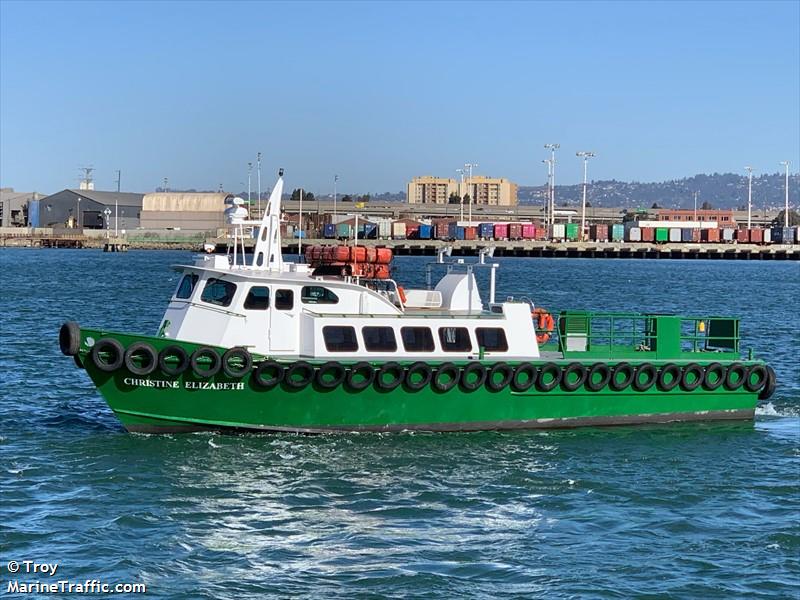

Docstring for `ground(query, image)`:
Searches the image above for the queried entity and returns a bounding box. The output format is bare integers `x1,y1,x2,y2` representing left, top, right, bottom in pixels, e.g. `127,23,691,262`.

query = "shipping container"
735,229,750,243
478,223,494,239
692,229,701,243
701,228,720,243
551,223,566,240
655,227,669,243
293,230,306,239
493,223,509,240
391,222,407,239
376,220,391,239
749,228,763,244
681,228,694,242
669,228,682,242
418,224,432,240
509,223,523,240
611,224,624,242
590,224,609,242
364,223,377,239
323,223,336,239
641,227,655,242
464,226,477,241
522,223,536,239
405,223,420,238
626,227,642,242
721,228,735,242
336,223,352,239
565,223,579,241
771,227,792,244
455,226,465,240
763,229,771,244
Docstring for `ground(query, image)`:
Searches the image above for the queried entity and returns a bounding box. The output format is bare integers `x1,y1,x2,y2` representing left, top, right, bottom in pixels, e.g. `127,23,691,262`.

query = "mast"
252,169,285,271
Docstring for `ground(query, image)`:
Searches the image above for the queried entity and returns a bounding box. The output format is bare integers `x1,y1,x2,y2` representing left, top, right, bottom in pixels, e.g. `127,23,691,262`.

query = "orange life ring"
532,307,555,344
397,286,407,305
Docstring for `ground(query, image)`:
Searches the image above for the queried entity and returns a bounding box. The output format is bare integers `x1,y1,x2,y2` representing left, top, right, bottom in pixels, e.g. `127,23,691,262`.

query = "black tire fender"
158,345,189,376
123,341,158,376
586,363,612,392
91,338,125,373
432,362,459,393
487,362,514,391
315,361,346,390
190,346,221,378
758,365,777,400
346,362,375,391
632,362,657,392
460,362,487,392
59,321,81,356
222,347,253,379
561,363,588,392
744,364,769,394
510,363,537,392
680,363,705,392
284,361,314,390
724,363,747,391
609,362,635,392
657,363,681,392
404,362,433,392
702,362,726,391
376,362,405,391
536,362,562,392
252,360,284,389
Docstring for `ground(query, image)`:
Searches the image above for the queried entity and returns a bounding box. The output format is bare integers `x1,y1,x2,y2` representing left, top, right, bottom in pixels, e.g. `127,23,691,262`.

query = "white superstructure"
157,172,542,361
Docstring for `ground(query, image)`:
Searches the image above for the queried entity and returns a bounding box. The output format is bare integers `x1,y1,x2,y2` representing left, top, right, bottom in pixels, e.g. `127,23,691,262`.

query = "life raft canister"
532,307,555,345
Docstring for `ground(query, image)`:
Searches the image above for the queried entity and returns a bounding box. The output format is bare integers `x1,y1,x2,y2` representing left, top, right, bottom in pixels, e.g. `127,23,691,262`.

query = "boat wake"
756,402,799,418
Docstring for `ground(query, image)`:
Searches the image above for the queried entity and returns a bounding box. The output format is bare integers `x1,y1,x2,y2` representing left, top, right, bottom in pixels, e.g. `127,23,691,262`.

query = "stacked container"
391,222,407,240
641,228,655,242
464,226,477,241
522,224,536,239
701,228,720,243
735,229,750,243
494,223,509,240
681,229,694,242
551,223,566,240
655,227,668,243
669,228,682,242
611,224,625,242
763,228,771,244
590,224,609,241
626,226,642,242
418,224,432,240
509,223,523,240
378,220,392,239
749,228,763,244
721,228,735,242
565,223,579,241
771,227,792,244
478,223,494,239
323,223,336,239
434,222,450,240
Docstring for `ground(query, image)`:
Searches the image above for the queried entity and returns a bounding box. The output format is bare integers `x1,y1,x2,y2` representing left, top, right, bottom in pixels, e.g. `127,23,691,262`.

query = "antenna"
163,177,169,192
115,170,121,193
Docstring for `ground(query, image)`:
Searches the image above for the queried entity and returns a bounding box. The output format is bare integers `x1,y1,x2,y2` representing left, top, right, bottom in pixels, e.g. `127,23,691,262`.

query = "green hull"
74,329,762,434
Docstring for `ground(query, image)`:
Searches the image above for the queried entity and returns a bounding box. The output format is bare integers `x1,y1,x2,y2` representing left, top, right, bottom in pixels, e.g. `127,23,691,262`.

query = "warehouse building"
30,189,144,229
139,192,232,233
1,188,44,227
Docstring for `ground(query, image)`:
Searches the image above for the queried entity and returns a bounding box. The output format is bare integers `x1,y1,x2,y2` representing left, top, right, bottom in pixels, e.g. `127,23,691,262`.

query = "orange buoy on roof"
532,307,555,345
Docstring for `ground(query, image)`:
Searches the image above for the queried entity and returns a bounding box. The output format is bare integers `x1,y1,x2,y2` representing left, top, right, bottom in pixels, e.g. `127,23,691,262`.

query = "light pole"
464,162,477,224
298,188,303,257
544,144,559,226
247,162,253,205
694,191,698,222
577,151,595,241
780,161,790,227
76,197,81,228
103,208,112,239
333,175,339,223
542,158,552,227
456,168,465,222
257,152,262,218
745,166,753,229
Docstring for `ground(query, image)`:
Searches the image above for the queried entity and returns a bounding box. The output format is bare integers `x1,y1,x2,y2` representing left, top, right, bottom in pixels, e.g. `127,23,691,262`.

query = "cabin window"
323,326,358,352
363,327,397,352
401,327,435,352
175,273,199,299
244,286,270,310
438,327,472,352
301,286,339,304
200,278,236,307
275,289,294,310
476,328,509,352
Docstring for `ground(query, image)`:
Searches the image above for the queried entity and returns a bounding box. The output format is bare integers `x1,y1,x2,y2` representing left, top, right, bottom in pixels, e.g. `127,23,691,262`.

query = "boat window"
200,278,237,307
175,273,199,299
244,286,270,310
476,328,509,352
323,326,358,352
401,327,435,352
275,289,294,310
363,327,397,352
438,327,472,352
301,286,339,304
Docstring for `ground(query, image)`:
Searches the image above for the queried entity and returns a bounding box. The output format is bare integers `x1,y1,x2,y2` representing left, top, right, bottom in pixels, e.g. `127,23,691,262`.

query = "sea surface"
1,249,798,599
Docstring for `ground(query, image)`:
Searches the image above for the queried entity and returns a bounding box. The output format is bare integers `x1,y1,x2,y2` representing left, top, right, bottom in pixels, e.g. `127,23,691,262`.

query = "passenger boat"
59,171,776,433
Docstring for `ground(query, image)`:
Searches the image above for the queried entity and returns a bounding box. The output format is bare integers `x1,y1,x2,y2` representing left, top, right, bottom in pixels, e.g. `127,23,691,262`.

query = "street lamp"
103,208,112,238
247,162,253,204
334,175,339,223
542,159,552,227
779,161,790,228
576,151,595,241
456,168,465,222
544,144,559,226
745,166,753,229
464,162,477,224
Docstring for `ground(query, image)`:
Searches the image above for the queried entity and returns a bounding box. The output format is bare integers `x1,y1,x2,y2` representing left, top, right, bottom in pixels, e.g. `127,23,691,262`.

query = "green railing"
557,311,740,360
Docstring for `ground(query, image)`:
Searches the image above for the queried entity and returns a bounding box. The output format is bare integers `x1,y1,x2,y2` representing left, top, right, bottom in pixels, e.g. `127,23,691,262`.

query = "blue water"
1,249,798,599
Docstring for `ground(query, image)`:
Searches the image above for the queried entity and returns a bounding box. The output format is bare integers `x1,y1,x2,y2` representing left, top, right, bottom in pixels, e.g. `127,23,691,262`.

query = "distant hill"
519,172,798,210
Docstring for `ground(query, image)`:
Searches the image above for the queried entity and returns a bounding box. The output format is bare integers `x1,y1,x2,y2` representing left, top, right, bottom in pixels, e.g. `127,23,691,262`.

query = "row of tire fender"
83,337,777,400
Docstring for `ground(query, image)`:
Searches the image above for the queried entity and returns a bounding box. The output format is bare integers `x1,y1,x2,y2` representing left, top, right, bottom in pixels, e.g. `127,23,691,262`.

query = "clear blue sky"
1,0,798,195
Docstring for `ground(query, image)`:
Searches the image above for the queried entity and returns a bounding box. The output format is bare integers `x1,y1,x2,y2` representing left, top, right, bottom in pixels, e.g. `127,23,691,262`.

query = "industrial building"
1,188,44,227
30,189,144,230
407,175,518,206
139,192,232,232
656,208,735,224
